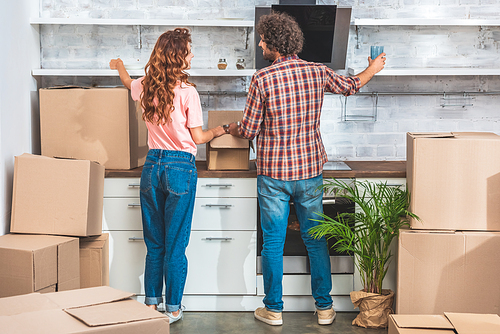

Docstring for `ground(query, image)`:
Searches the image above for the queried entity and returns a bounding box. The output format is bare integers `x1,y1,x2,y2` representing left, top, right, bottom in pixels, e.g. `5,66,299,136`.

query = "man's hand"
355,52,386,88
228,122,241,137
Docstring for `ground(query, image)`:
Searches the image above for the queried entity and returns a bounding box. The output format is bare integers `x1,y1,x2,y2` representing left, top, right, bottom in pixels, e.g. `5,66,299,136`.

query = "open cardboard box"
406,132,500,231
206,110,250,170
389,313,500,334
0,286,169,333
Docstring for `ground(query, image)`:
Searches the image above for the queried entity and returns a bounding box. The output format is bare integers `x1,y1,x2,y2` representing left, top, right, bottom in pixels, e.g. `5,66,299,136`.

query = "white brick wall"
39,0,500,161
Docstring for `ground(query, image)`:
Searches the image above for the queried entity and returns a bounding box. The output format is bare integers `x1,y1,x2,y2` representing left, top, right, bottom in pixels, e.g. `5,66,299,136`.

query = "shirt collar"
272,54,299,65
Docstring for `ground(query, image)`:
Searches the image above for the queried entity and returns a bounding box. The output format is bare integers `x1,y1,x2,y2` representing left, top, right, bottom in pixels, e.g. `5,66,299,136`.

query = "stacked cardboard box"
0,153,109,297
397,132,500,315
207,110,250,170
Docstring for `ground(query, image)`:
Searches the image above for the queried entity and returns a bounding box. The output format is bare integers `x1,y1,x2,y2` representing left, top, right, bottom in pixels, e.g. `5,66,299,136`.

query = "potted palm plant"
309,178,419,329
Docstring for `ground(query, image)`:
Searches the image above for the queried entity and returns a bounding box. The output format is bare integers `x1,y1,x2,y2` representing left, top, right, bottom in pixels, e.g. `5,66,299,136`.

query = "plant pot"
350,289,394,329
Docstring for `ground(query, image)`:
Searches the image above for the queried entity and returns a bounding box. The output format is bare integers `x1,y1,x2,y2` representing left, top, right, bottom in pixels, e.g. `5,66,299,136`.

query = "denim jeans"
258,174,333,312
140,149,197,312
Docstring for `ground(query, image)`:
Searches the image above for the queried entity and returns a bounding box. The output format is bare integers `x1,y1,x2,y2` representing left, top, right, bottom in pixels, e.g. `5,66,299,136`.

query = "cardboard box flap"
64,299,167,327
408,132,455,139
210,134,249,149
44,286,133,309
0,293,60,317
79,233,108,248
445,312,500,334
392,314,455,330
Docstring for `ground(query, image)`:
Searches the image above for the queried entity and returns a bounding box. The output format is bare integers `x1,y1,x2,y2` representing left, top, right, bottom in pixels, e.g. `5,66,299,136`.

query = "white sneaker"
316,307,336,325
166,305,185,324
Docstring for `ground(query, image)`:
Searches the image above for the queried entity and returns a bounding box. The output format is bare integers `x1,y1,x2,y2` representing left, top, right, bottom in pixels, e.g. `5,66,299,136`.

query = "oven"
256,178,355,275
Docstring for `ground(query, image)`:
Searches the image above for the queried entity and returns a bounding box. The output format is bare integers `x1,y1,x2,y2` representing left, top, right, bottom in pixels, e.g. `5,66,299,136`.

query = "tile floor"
169,312,387,334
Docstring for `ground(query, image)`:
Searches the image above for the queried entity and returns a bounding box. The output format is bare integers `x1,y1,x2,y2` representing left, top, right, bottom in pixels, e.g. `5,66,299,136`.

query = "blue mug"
370,46,384,60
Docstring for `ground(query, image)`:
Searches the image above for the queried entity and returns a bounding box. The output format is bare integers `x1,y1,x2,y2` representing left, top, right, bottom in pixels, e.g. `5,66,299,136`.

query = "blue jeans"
140,149,197,312
258,174,333,312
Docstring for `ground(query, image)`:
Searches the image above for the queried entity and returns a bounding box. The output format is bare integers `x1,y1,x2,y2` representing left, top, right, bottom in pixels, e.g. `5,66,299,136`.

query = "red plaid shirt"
239,55,360,181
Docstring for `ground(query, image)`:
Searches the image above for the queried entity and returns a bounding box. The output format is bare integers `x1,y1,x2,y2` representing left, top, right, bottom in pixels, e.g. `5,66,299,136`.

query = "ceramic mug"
370,46,384,60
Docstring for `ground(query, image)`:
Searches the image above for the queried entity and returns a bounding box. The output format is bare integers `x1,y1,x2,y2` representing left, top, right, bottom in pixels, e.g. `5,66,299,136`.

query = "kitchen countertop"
105,160,406,178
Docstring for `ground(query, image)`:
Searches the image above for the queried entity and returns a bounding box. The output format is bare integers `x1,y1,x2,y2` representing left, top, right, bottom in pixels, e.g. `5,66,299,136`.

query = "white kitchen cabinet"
186,178,257,295
103,177,257,296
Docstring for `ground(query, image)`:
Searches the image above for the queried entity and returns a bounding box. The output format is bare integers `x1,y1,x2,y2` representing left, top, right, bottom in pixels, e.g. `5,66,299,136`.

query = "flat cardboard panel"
445,312,500,334
10,154,104,237
406,132,500,231
39,87,148,170
33,245,58,291
397,230,500,315
80,233,109,288
388,314,459,334
0,248,34,297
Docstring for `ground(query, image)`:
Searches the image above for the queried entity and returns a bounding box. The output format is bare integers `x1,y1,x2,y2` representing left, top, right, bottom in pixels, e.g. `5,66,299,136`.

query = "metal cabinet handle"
128,183,140,187
203,237,233,241
322,199,337,205
203,204,233,208
128,237,144,241
202,184,233,188
127,203,141,207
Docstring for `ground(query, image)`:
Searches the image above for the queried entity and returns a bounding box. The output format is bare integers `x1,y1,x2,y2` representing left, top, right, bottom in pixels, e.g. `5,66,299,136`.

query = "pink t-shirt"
131,77,203,155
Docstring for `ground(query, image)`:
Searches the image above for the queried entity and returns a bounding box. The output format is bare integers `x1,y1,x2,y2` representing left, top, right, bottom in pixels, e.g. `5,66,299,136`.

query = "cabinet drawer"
196,178,257,198
106,230,146,295
104,178,141,198
192,198,257,231
185,231,257,295
103,198,142,231
256,274,353,296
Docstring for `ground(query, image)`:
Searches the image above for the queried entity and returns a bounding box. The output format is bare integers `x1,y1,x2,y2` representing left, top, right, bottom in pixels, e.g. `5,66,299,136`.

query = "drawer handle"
203,237,233,241
203,184,233,188
203,204,233,208
128,203,141,207
322,199,337,205
128,183,140,187
128,237,144,241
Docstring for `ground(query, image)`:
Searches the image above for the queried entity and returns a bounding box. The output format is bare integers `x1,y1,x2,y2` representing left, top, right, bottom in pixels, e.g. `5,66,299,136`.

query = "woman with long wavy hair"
110,28,224,323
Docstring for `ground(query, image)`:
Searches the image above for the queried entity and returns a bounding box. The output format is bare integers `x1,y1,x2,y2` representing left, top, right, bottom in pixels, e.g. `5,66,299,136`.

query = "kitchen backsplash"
39,0,500,161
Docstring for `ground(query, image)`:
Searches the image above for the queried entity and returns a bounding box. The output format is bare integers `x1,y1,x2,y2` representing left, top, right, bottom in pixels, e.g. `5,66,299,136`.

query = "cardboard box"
406,132,500,231
207,110,250,170
0,286,169,333
40,86,148,170
388,313,500,334
10,153,104,237
396,230,500,315
79,233,109,288
0,234,80,298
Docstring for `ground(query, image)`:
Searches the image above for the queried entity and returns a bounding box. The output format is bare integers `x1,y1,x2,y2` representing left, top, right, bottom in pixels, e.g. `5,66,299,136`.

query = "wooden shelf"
348,67,500,76
30,17,254,27
352,19,500,26
31,68,256,77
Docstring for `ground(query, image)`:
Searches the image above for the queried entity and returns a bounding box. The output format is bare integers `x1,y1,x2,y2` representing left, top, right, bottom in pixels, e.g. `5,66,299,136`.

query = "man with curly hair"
227,11,386,326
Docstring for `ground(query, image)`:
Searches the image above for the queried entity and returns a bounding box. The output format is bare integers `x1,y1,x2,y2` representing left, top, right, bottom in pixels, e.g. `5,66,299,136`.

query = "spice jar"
236,58,246,70
217,59,227,70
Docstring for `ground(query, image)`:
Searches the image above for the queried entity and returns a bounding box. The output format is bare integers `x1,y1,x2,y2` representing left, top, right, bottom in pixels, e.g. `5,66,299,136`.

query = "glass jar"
236,58,246,70
217,58,227,70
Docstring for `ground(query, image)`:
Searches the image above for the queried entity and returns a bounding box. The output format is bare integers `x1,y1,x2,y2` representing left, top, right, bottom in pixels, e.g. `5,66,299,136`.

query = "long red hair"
141,28,195,125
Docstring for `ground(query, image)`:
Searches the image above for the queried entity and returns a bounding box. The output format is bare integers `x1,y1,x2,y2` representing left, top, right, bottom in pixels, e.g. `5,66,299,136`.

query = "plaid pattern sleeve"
239,55,360,181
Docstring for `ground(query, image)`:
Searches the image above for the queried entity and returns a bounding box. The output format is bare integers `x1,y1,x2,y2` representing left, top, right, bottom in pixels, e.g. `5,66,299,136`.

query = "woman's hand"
109,58,124,70
109,58,133,89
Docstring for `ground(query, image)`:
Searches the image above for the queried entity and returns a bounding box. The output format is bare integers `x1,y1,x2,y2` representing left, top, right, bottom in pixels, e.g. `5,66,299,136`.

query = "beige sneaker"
316,307,336,325
254,307,283,326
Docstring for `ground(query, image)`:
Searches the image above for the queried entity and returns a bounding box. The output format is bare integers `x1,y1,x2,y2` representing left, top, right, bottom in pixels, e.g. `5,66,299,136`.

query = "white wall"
0,0,39,235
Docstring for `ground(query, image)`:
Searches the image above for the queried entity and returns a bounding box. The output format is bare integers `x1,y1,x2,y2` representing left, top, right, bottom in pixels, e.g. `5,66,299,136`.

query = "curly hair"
257,11,304,57
141,28,195,125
